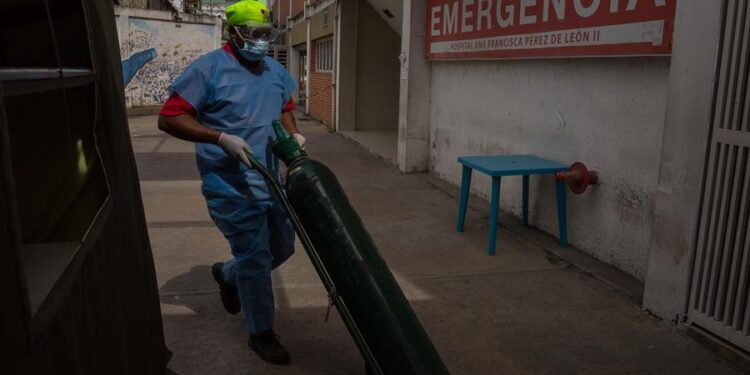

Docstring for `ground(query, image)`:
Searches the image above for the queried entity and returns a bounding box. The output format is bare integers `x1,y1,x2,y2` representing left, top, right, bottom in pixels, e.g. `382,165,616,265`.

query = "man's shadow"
158,264,365,374
159,265,247,374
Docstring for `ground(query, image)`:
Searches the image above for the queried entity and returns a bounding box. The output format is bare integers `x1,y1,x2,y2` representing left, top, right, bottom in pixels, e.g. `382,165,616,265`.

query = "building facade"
113,0,750,356
274,0,401,163
273,0,750,356
308,31,335,125
273,0,337,126
432,0,750,356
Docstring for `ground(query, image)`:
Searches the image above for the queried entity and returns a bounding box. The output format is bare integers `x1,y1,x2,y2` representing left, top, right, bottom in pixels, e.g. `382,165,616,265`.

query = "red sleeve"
282,98,295,113
160,93,197,118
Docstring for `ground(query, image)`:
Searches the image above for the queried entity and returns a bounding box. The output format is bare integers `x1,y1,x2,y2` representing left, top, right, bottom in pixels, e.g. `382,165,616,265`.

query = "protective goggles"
233,26,281,44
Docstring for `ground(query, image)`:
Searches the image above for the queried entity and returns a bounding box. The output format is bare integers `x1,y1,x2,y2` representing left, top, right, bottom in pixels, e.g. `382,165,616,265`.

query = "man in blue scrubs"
157,0,303,365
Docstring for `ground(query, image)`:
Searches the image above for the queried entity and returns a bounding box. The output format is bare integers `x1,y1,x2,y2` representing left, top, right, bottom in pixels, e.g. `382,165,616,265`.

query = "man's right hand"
217,133,252,166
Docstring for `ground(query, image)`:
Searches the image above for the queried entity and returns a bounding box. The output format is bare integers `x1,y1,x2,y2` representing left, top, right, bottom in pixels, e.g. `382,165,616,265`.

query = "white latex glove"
293,133,306,148
217,133,252,166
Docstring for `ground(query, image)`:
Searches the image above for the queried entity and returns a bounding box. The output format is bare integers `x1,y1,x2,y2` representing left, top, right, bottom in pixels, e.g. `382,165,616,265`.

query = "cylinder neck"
271,120,307,166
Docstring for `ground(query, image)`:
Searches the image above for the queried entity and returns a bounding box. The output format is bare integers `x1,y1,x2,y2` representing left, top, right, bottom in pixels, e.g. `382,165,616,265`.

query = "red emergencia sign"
425,0,676,60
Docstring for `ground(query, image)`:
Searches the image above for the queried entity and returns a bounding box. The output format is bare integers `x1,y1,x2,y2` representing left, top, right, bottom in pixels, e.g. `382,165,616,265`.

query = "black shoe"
249,330,291,365
211,262,241,315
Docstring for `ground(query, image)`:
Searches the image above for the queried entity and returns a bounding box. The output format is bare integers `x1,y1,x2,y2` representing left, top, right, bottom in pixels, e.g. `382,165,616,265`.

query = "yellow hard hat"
226,0,272,28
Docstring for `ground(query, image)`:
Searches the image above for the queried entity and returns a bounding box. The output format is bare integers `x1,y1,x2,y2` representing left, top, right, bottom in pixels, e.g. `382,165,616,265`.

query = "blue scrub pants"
203,171,295,334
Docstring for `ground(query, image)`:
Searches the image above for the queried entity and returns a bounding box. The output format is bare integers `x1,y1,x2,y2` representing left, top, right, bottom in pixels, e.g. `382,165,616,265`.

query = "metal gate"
689,0,750,350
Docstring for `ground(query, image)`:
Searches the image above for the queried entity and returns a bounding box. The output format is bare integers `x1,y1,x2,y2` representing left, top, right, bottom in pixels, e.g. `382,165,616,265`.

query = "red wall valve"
555,162,599,194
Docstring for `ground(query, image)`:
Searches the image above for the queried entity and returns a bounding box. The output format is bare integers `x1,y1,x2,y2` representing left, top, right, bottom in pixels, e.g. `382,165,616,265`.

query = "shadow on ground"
129,114,740,375
159,265,363,375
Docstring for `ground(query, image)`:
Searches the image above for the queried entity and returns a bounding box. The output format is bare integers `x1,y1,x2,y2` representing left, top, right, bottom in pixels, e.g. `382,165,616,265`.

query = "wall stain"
615,181,655,227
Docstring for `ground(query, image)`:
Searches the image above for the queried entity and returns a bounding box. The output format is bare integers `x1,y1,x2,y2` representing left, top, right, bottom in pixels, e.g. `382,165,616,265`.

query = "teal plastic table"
456,155,569,255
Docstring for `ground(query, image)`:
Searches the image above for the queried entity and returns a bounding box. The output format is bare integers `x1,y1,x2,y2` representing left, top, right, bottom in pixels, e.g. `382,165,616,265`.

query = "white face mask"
233,26,278,61
240,39,269,61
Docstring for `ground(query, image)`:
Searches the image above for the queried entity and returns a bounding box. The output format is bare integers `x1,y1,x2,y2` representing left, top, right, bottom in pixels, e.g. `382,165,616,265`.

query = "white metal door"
689,0,750,351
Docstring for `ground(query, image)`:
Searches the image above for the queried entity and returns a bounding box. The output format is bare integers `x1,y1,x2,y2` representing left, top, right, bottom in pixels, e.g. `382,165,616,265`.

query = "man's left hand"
293,133,306,148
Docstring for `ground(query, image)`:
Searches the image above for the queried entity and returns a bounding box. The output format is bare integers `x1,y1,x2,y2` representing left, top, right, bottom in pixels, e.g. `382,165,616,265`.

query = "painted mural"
122,48,157,86
119,18,217,107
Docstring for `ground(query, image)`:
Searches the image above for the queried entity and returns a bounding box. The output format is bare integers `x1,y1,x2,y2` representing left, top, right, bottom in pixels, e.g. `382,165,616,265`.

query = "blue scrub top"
169,48,297,203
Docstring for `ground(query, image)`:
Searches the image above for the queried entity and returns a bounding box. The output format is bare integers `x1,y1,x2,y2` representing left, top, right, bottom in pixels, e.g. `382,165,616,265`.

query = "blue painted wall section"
117,15,218,107
121,48,156,86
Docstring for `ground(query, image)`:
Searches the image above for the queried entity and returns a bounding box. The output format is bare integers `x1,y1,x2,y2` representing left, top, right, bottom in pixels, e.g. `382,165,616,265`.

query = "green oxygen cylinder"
271,121,450,374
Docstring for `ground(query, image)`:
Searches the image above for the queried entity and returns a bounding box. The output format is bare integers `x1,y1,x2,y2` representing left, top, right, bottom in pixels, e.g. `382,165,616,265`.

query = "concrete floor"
129,115,740,374
339,130,398,162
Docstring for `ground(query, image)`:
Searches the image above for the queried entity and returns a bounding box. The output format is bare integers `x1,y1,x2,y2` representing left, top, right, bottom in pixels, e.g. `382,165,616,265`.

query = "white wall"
429,58,670,280
115,7,222,108
337,0,359,132
643,2,723,322
397,0,431,172
355,0,400,131
364,0,402,35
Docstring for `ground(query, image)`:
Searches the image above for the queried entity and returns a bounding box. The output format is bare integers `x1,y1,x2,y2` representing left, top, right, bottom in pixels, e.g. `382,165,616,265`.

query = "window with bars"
315,37,333,72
